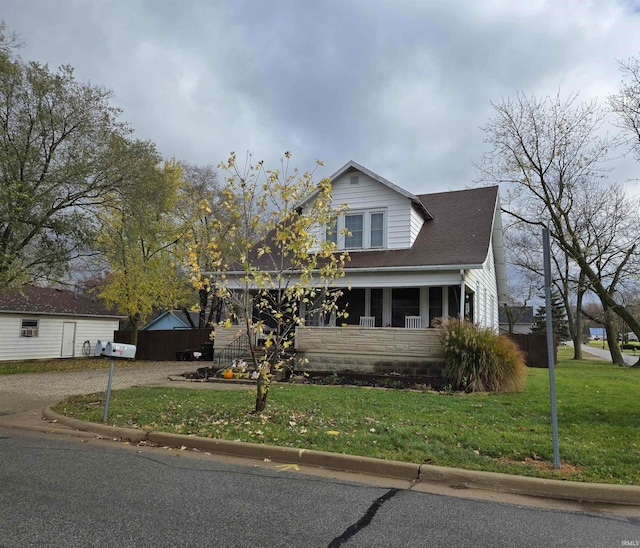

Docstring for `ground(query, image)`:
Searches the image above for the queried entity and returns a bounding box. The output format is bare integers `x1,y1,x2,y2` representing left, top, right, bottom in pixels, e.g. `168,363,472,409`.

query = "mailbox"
104,342,136,359
94,340,107,357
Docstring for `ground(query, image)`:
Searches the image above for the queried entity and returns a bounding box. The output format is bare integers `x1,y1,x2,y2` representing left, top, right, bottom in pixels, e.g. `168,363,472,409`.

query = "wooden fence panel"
507,333,557,368
114,329,214,361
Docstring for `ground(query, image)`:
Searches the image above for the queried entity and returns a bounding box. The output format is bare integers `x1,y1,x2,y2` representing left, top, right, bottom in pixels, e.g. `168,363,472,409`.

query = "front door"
61,322,76,357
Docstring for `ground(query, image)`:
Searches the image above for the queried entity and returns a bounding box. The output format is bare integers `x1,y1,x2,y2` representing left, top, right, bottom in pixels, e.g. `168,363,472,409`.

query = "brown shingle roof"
344,186,499,270
225,185,500,273
0,286,123,318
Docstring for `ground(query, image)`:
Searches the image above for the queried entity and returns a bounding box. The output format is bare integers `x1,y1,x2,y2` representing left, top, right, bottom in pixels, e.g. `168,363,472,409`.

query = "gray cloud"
3,0,640,193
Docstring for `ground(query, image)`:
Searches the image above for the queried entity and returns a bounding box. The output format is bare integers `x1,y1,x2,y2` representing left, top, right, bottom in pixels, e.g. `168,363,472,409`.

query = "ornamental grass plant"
438,320,527,393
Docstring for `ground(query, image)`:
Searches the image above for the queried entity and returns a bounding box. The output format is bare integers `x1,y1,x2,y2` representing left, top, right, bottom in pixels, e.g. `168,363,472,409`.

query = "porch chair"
405,316,422,328
359,316,375,328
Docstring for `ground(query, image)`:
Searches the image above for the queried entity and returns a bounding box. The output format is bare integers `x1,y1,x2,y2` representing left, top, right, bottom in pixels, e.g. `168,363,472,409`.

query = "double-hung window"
325,215,338,245
345,214,364,249
370,212,384,248
335,210,386,250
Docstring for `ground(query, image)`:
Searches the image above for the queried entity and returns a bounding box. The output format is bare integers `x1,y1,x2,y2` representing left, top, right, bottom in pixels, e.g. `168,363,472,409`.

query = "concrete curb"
43,407,148,443
418,464,640,506
43,407,640,506
148,431,420,481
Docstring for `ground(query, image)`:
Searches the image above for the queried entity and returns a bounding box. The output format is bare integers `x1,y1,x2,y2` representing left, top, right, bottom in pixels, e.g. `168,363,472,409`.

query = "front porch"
304,285,475,329
216,283,474,378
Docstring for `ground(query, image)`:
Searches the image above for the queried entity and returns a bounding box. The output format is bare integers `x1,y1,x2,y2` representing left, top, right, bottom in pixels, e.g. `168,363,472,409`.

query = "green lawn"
52,347,640,485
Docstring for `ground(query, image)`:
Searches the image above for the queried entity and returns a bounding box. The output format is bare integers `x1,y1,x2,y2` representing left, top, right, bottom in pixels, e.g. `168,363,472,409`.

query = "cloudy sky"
3,0,640,194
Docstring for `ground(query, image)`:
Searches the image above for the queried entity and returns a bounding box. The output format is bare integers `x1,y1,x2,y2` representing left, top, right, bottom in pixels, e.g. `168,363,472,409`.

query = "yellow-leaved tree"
187,152,349,412
96,137,189,345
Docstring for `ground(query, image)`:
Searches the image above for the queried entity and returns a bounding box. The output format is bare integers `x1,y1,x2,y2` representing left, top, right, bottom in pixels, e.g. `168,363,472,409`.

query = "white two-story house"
300,161,506,330
215,160,507,377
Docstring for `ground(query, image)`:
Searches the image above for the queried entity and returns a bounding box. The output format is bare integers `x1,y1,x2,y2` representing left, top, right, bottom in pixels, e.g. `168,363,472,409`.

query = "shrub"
438,320,527,393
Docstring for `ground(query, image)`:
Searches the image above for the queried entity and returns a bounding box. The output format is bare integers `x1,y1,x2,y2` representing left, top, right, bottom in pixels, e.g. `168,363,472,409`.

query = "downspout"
459,269,466,321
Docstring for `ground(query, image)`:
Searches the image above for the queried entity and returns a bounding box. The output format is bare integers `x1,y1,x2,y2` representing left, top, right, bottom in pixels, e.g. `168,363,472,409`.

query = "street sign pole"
102,358,115,423
543,227,561,469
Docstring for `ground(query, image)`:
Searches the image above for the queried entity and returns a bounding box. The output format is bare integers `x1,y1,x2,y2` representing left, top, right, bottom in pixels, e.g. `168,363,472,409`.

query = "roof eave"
217,263,485,276
0,310,124,319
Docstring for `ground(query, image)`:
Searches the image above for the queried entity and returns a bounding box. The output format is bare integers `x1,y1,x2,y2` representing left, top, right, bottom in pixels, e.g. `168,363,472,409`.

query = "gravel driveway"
0,362,203,414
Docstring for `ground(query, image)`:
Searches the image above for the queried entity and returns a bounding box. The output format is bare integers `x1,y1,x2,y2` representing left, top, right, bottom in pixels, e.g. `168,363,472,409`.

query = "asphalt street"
1,430,639,548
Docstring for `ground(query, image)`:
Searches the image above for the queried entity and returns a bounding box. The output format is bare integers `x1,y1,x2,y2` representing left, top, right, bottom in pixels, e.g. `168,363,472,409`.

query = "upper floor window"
20,319,39,337
370,212,384,248
345,214,364,248
329,209,386,250
325,215,338,245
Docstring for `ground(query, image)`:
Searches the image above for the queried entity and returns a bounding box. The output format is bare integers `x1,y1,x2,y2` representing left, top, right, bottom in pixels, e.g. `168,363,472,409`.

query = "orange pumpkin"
222,369,234,379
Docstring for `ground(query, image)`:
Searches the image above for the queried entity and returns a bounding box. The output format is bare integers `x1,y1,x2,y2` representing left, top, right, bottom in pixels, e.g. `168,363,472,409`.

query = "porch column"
459,269,466,321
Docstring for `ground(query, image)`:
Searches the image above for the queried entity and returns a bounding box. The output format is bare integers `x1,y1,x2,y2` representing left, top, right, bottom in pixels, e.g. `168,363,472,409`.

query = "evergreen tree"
531,292,570,341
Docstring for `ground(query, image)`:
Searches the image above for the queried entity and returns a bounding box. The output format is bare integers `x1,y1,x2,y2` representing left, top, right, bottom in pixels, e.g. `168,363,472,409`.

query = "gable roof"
328,161,433,219
498,306,534,325
343,185,500,270
0,286,123,318
142,309,200,330
225,184,501,271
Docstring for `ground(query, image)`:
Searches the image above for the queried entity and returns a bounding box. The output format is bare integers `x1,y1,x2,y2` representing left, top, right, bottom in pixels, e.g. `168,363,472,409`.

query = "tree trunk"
573,255,640,365
254,373,269,413
572,281,585,360
128,314,140,346
182,307,197,328
198,287,208,328
571,329,583,359
606,329,625,365
503,304,515,334
603,309,625,365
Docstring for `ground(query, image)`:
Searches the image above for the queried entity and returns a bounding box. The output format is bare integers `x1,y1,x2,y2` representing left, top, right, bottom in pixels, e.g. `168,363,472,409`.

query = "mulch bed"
182,366,445,391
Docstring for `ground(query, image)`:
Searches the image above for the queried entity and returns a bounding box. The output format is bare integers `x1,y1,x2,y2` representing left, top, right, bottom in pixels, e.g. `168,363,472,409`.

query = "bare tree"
477,91,640,366
610,55,640,159
503,221,587,358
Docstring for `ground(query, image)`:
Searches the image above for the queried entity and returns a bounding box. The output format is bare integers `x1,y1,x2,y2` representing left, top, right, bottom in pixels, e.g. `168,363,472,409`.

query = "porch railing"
214,331,251,369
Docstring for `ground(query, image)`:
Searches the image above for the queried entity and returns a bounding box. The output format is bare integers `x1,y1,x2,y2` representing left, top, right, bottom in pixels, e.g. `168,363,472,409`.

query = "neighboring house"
141,310,200,330
498,306,534,334
0,286,123,361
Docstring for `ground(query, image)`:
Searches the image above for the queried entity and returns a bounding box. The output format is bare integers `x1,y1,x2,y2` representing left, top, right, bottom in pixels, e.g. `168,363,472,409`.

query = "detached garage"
0,286,123,361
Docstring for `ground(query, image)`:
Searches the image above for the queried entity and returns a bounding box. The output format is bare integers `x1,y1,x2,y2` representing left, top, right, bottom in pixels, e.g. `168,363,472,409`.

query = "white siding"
332,172,414,249
465,238,499,330
409,204,425,246
0,314,120,361
342,269,463,289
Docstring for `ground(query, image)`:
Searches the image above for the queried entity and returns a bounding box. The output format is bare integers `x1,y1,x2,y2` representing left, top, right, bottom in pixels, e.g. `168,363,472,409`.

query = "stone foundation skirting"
294,326,445,376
